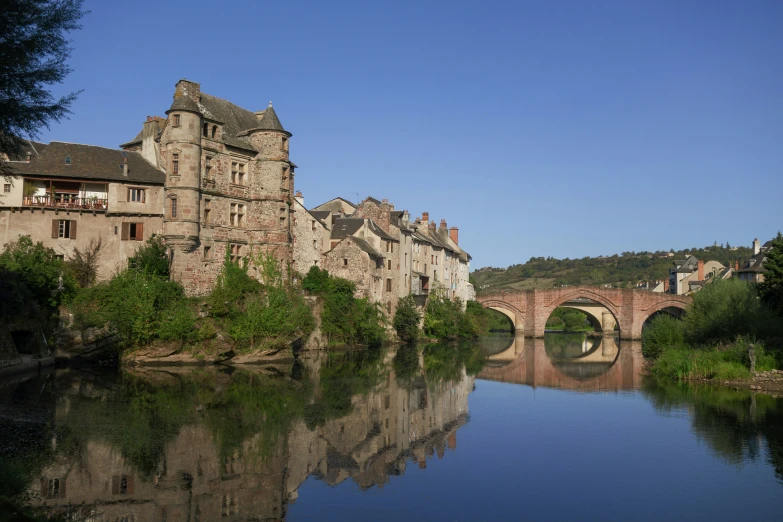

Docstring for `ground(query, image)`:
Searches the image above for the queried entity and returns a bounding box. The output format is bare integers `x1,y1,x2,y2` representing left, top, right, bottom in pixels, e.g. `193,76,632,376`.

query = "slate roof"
253,103,287,133
348,235,384,259
332,218,365,240
167,95,201,114
7,142,165,184
309,210,331,225
737,252,767,273
311,197,357,214
2,140,49,161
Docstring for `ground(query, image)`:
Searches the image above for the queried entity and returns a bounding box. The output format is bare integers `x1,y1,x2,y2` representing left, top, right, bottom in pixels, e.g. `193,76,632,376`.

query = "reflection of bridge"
480,336,644,391
477,286,690,339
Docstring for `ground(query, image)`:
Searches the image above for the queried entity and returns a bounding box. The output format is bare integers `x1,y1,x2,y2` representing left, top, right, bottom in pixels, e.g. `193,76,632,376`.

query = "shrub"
353,298,387,347
393,295,420,342
642,314,687,359
207,254,261,317
228,286,314,350
302,266,330,294
66,236,103,288
0,235,76,308
684,278,783,345
128,235,169,278
423,287,477,340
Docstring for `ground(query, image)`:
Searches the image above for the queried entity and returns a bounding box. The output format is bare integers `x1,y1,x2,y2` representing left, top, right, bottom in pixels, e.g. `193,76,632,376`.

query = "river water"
2,334,783,521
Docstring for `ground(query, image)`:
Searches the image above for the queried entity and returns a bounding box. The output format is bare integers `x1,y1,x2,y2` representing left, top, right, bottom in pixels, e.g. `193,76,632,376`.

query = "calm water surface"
2,334,783,521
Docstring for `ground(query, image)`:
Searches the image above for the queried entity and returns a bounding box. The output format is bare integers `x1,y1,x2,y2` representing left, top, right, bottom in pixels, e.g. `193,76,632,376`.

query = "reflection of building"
31,359,473,520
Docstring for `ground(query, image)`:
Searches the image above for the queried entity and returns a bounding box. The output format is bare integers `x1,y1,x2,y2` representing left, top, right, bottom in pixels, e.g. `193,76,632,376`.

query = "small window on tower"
172,154,179,175
173,114,181,127
170,197,177,218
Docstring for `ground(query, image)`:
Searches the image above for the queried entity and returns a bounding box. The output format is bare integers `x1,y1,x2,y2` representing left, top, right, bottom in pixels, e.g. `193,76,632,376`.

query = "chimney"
449,227,459,245
421,211,429,223
753,238,760,255
429,222,436,231
174,79,201,102
295,190,303,206
439,219,447,230
448,432,456,450
664,279,670,292
122,156,128,177
697,259,704,281
25,151,31,162
735,260,739,271
418,458,427,470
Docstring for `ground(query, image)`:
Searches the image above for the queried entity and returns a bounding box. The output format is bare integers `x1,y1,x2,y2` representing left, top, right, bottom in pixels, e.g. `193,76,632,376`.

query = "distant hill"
471,244,753,294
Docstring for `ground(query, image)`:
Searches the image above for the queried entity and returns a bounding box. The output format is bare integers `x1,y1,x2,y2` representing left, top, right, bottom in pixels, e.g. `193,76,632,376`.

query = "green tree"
128,235,169,278
66,236,102,287
0,235,75,307
393,295,420,342
0,0,86,170
758,232,783,318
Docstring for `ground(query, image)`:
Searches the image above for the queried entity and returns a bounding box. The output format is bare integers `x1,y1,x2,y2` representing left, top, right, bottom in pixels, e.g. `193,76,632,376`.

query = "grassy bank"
643,265,783,382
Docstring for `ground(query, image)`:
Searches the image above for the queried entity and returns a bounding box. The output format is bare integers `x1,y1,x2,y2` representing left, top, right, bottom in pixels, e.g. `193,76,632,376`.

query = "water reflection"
0,343,480,521
479,333,642,391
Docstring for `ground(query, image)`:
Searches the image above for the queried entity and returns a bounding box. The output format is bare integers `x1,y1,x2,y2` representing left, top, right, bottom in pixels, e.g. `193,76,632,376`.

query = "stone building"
121,79,296,295
736,237,772,283
292,191,329,274
0,141,165,279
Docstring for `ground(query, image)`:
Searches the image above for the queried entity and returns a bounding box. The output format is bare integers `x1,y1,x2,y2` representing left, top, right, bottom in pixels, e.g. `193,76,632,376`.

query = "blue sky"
38,1,783,269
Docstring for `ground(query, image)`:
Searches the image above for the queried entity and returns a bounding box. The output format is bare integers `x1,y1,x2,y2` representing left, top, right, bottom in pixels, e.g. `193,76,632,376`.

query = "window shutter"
135,223,144,241
51,220,58,238
112,476,120,495
126,475,134,495
59,478,66,498
121,222,130,241
41,478,47,496
69,221,77,240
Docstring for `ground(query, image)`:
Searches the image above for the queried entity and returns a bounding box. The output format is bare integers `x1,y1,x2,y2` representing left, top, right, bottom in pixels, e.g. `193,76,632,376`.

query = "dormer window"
64,156,71,165
211,125,217,139
173,114,181,127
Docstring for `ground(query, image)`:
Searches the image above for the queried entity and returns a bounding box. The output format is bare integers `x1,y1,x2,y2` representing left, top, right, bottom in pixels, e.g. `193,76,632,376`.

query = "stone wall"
292,199,325,274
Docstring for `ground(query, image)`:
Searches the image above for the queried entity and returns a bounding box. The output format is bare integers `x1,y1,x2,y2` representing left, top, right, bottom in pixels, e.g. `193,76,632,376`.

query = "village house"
667,255,732,295
736,237,772,283
0,141,165,278
305,195,474,317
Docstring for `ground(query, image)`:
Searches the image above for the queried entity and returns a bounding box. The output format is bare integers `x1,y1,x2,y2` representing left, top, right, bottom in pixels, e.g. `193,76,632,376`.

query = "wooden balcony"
23,195,108,211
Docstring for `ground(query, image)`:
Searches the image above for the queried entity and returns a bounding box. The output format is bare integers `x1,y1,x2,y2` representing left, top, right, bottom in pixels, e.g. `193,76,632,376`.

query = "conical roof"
166,95,200,114
256,102,287,132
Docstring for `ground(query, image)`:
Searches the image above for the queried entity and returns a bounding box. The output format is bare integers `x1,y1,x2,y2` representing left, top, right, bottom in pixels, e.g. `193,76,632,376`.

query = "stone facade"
292,193,328,274
136,79,296,296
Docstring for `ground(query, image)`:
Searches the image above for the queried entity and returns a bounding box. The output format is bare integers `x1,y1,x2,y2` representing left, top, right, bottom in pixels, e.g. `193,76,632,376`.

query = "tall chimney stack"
439,219,447,230
697,259,704,281
122,156,128,177
449,227,459,245
753,238,760,255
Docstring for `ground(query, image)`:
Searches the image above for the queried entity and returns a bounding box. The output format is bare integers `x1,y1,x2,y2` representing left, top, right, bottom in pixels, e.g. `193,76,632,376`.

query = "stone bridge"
477,286,690,339
480,336,644,392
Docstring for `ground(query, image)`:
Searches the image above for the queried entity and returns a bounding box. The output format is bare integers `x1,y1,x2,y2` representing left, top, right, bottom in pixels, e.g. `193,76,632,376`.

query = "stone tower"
162,80,203,284
241,102,295,270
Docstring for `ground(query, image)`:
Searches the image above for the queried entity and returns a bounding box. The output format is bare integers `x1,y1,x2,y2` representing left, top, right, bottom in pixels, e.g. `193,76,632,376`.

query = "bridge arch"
542,290,622,337
480,300,524,334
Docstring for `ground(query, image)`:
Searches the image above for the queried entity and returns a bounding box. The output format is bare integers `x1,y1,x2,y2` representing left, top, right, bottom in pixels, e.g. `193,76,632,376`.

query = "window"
391,242,394,253
172,153,179,175
203,122,209,137
212,125,217,139
386,278,392,292
386,241,390,253
172,114,181,127
405,275,408,288
343,258,348,266
204,245,211,259
313,240,317,249
230,203,245,227
128,188,145,202
204,199,211,223
231,161,246,185
311,220,316,231
64,156,71,165
282,136,288,151
121,222,144,241
387,259,392,270
3,184,9,193
229,244,243,264
205,156,214,179
170,197,177,218
386,301,392,313
52,219,75,239
44,478,63,499
405,253,408,266
112,475,134,495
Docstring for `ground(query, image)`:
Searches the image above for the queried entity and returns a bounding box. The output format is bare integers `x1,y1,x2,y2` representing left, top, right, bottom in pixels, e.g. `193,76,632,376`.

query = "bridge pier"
601,312,616,335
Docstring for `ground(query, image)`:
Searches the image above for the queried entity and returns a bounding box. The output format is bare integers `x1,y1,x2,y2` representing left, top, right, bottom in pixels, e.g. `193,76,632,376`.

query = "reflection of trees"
423,341,485,385
642,378,783,481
